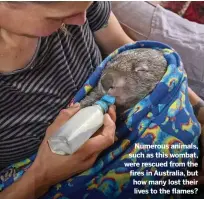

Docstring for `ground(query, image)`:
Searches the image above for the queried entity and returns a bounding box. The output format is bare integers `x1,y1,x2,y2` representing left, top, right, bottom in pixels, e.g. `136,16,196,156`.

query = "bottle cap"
95,95,116,113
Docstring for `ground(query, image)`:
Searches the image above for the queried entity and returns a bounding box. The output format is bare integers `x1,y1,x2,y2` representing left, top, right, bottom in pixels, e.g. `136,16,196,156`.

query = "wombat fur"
81,48,204,182
80,48,167,114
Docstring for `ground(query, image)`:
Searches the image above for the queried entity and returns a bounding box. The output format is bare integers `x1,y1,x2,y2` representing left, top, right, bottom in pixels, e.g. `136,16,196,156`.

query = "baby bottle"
48,95,115,155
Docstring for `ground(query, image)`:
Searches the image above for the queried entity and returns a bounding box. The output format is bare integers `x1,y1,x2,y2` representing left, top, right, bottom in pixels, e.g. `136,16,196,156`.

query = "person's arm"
94,12,135,55
0,165,48,199
0,104,116,199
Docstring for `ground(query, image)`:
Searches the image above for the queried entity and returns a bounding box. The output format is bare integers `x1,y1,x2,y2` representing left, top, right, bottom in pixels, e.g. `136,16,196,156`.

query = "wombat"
80,48,167,114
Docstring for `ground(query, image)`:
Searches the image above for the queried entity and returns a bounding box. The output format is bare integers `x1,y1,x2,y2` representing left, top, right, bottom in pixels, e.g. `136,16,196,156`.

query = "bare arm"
94,12,134,55
0,165,48,199
0,105,116,199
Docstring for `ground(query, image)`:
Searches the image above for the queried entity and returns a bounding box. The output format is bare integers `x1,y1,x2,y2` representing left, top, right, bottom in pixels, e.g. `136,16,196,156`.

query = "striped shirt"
0,1,111,170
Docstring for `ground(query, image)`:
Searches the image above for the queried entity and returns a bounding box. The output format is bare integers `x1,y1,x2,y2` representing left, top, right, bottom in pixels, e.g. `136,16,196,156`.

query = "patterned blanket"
0,41,201,199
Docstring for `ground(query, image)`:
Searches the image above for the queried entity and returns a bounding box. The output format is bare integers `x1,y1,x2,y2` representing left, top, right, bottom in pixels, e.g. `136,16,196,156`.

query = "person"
0,1,133,198
0,1,203,199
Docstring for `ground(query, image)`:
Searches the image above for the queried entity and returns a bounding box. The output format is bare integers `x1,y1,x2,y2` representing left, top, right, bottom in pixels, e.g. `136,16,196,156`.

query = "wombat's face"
99,68,140,107
98,49,167,110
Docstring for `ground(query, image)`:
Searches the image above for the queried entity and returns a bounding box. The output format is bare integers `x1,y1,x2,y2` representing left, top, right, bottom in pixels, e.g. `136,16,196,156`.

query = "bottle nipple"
95,95,115,113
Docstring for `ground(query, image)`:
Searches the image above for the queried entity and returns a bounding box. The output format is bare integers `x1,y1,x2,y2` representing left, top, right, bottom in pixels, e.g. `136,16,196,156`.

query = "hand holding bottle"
32,103,116,187
48,95,116,155
1,104,116,199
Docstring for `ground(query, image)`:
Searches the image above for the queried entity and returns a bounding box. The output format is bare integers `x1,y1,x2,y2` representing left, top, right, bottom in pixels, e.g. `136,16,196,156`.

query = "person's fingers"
107,105,116,123
103,113,116,134
76,114,116,158
92,105,118,141
58,103,80,123
91,105,116,138
46,103,80,137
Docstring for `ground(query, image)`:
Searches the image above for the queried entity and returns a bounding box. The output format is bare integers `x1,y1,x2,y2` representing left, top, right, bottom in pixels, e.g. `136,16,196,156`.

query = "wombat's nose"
101,74,113,92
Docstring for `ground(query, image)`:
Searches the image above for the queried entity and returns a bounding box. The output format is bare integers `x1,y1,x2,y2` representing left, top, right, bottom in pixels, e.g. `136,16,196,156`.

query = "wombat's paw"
80,92,103,108
80,96,96,108
79,99,91,108
79,102,88,108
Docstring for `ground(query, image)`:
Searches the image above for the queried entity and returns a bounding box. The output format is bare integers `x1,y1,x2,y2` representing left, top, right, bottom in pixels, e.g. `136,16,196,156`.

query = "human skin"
0,2,134,73
0,2,203,198
0,103,117,199
0,2,133,198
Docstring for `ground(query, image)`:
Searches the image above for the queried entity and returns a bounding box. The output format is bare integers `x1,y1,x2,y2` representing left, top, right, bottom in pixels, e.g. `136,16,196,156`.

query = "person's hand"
30,103,116,189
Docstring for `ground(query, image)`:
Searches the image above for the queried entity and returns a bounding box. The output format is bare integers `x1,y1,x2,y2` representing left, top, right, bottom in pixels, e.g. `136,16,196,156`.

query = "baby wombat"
80,48,167,114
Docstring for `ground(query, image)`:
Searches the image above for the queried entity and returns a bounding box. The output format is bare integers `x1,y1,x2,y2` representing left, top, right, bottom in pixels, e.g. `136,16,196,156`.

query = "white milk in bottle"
48,95,115,155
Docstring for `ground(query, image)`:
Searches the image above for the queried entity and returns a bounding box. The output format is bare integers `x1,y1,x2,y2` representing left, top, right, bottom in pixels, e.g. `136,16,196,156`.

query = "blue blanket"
0,41,201,199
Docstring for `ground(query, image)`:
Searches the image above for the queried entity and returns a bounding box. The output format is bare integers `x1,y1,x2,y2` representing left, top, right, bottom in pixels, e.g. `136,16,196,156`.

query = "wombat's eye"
135,69,147,72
